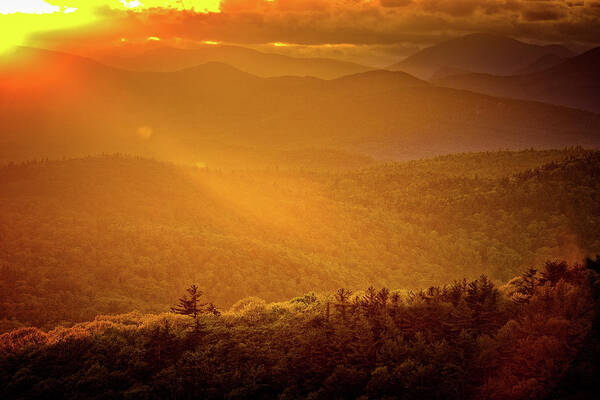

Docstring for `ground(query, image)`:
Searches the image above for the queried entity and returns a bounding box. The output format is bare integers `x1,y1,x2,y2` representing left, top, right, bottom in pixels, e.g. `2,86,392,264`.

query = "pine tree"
335,288,353,321
171,285,220,332
171,285,205,320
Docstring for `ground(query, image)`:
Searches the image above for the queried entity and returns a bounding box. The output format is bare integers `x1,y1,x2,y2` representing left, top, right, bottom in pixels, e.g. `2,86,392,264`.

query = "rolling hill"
0,149,598,330
94,43,372,79
389,33,574,79
435,47,600,113
2,47,599,167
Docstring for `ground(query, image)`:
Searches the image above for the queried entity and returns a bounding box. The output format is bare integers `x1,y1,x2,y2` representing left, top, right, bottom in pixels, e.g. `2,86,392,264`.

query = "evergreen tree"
171,285,220,332
171,285,205,321
335,288,353,321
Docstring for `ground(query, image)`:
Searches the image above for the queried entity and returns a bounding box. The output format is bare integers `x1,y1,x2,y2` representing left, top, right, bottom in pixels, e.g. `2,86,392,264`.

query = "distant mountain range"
94,43,372,79
1,46,599,167
515,53,568,75
434,47,600,113
389,33,575,79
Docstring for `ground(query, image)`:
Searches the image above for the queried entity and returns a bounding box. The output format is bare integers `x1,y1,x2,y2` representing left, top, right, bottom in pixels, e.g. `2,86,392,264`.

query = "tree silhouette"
335,288,353,321
539,261,569,285
172,285,205,320
171,285,220,332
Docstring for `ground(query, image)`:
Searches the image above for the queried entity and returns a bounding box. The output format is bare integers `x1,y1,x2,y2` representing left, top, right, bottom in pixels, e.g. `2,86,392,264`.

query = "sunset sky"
1,0,599,63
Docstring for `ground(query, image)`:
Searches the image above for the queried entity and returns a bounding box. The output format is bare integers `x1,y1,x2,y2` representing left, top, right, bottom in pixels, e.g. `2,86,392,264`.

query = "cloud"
26,0,600,60
380,0,413,8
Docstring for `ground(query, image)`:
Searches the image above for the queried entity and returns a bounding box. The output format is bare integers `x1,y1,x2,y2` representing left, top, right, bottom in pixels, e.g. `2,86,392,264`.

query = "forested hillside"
3,3,600,399
1,259,598,399
1,149,598,332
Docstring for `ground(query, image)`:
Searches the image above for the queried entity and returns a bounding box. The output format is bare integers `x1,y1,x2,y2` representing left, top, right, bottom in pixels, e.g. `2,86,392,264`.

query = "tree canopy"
0,148,598,331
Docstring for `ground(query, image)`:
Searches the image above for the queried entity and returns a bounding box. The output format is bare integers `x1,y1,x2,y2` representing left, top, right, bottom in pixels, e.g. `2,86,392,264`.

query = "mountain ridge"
434,46,600,113
2,46,599,167
389,33,575,79
94,43,373,79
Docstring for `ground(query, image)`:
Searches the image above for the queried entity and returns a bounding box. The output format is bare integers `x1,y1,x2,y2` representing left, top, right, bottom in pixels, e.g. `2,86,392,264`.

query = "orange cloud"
19,0,600,59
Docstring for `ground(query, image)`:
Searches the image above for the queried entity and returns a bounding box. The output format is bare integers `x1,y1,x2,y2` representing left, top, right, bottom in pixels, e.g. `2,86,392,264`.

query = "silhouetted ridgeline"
0,259,599,399
0,149,598,332
95,43,372,78
435,46,600,113
388,33,574,78
2,47,600,166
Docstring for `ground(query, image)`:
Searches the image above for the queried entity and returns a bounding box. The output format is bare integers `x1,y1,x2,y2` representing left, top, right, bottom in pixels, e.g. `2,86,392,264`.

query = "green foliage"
0,149,598,330
0,261,596,400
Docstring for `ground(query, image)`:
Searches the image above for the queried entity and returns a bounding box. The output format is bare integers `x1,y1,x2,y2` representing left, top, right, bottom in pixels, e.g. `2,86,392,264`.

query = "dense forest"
0,148,598,331
1,258,598,399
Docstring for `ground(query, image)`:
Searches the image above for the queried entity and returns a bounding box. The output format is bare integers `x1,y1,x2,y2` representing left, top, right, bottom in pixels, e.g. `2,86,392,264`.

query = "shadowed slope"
435,47,600,113
1,47,599,166
389,33,574,79
515,53,568,75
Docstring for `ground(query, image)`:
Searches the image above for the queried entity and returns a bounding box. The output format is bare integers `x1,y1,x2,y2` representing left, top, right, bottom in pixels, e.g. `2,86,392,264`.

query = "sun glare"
0,0,61,15
120,0,144,8
115,0,221,12
0,1,222,54
0,2,95,54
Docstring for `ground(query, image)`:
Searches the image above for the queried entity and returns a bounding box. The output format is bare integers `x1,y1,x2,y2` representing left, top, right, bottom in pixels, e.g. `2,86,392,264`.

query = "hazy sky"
1,1,599,64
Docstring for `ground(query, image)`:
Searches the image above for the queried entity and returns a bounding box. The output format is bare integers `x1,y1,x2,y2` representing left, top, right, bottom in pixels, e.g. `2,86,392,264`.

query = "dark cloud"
31,0,600,62
522,8,566,21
